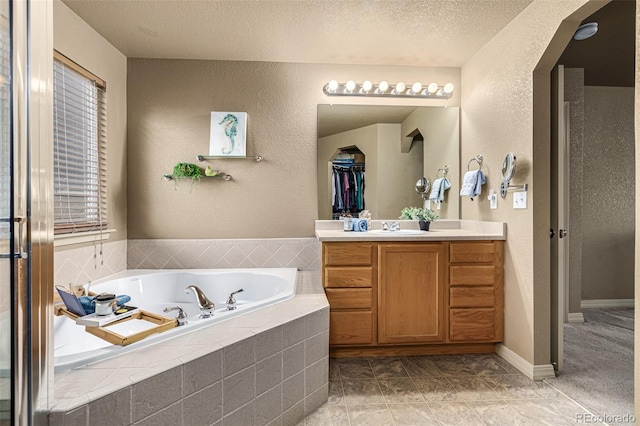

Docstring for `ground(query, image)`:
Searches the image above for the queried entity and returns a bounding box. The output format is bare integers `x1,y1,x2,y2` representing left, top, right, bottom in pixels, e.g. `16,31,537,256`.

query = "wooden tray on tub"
54,304,177,346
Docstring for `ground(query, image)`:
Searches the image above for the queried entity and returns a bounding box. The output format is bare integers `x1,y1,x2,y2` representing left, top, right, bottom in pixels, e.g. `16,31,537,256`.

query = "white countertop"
315,219,506,242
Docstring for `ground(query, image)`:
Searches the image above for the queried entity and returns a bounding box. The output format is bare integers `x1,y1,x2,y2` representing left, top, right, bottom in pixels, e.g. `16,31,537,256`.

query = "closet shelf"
163,173,232,181
196,154,263,162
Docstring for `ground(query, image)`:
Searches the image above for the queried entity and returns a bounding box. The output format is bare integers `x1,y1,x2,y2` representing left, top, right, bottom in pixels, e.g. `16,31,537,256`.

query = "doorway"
549,0,635,419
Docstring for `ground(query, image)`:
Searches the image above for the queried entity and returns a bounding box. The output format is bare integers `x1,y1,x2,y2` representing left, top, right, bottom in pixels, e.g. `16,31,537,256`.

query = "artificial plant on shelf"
399,206,438,231
166,162,203,191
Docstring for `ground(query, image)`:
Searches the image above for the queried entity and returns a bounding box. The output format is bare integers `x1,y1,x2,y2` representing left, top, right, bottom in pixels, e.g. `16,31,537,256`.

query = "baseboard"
495,344,556,380
567,312,585,323
581,299,635,309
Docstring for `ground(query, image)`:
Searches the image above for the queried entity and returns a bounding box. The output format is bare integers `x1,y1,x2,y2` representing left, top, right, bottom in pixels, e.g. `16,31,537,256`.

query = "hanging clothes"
332,164,365,215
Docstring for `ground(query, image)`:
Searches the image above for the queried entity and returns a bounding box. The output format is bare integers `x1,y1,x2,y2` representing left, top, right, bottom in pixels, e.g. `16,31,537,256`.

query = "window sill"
54,229,116,247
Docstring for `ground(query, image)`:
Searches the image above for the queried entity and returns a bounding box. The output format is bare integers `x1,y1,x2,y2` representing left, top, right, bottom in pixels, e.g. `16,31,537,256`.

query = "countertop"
315,219,506,242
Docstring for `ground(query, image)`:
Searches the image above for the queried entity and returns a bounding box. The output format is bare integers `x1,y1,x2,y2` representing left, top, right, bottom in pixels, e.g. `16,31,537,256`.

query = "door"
550,65,570,372
0,0,15,420
378,243,445,344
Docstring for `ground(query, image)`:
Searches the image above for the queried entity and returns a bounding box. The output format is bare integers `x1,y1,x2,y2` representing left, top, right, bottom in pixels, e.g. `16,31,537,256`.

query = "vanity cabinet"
321,239,504,356
322,242,376,346
378,243,445,344
449,242,504,342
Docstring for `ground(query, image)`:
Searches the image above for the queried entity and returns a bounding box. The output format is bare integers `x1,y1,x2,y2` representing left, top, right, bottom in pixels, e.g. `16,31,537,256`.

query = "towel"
78,294,131,314
352,219,368,232
459,170,486,200
429,178,451,202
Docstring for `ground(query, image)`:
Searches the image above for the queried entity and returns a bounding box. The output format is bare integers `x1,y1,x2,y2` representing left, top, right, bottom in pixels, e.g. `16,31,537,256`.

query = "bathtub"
53,268,297,371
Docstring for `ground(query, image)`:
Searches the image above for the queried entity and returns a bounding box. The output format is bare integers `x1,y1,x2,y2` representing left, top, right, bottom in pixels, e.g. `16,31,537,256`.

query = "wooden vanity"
316,220,505,357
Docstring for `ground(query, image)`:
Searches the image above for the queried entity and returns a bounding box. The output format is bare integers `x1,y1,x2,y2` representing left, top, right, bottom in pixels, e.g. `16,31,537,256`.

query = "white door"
550,65,570,372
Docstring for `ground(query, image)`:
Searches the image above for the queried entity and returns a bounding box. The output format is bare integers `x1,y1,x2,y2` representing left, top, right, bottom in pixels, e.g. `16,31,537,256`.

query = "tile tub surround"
47,271,329,426
315,219,506,242
54,239,127,289
127,238,320,270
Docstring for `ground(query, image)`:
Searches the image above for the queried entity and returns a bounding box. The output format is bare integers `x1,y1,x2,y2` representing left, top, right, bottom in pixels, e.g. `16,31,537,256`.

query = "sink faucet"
381,221,389,231
185,285,215,318
390,221,400,231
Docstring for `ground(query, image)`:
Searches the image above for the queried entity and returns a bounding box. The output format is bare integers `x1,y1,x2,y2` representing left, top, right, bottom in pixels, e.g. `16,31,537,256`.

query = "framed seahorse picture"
209,111,247,157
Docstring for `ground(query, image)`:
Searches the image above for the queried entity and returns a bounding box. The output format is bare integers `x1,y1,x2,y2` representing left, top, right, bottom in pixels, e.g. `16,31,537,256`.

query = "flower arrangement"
399,206,439,222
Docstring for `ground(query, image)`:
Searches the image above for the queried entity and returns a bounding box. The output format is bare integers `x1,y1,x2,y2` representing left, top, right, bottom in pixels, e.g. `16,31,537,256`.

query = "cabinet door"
378,243,446,344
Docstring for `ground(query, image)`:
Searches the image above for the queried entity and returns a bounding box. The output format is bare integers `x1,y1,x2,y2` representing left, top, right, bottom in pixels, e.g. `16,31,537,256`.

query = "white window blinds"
53,52,107,234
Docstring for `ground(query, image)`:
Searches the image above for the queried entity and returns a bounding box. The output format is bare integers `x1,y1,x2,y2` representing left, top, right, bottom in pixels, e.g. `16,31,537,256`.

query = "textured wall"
634,0,639,417
564,68,585,314
461,0,601,365
127,59,459,239
53,1,128,245
581,86,635,301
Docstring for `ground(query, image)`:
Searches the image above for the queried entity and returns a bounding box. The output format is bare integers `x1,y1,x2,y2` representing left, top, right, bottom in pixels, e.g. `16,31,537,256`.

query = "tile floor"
299,354,604,426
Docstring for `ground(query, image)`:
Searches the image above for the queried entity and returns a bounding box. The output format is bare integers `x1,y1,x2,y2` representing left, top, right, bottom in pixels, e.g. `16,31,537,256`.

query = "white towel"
429,178,451,202
460,170,486,200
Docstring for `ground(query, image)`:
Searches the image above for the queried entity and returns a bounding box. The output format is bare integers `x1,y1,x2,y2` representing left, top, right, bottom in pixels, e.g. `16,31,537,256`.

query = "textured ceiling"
318,105,419,138
558,0,635,87
62,0,534,66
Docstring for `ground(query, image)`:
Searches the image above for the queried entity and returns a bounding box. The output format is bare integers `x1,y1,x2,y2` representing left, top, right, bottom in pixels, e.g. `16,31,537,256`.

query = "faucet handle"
163,306,188,326
390,221,400,231
226,289,244,311
381,221,388,231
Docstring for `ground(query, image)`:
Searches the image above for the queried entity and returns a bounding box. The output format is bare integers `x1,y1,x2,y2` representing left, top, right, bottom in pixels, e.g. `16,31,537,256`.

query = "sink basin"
369,229,425,235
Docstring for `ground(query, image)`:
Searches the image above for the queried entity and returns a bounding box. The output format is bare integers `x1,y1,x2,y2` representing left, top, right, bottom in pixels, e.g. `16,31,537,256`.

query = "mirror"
317,104,460,220
500,152,516,198
415,177,430,208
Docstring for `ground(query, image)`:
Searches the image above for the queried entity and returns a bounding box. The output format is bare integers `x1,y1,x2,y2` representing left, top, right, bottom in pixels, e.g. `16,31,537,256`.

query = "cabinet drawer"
324,267,373,288
450,265,496,285
450,287,495,308
330,311,373,345
449,308,496,341
324,243,374,266
326,288,372,309
450,242,497,263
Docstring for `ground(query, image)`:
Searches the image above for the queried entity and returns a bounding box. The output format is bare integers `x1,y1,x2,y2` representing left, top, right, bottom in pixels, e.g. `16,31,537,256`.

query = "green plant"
170,162,203,191
399,206,439,222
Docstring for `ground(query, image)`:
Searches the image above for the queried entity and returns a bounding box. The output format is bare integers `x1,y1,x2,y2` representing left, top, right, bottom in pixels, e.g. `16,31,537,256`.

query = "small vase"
419,220,430,231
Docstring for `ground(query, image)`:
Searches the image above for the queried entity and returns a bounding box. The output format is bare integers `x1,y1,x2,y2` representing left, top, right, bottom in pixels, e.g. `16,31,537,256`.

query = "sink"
369,229,425,235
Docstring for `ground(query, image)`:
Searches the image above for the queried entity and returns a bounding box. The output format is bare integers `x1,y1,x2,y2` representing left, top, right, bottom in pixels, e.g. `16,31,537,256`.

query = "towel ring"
467,155,483,171
436,165,449,179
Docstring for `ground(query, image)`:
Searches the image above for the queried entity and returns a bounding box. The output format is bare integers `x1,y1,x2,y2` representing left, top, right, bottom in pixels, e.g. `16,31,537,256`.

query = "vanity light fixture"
323,80,454,99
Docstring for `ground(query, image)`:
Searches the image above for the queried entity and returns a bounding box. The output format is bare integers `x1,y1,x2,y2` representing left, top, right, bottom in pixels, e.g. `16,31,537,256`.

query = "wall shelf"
163,173,232,181
196,154,263,162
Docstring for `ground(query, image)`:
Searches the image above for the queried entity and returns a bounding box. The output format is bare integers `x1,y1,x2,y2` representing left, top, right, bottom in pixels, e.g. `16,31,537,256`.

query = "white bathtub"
53,268,297,371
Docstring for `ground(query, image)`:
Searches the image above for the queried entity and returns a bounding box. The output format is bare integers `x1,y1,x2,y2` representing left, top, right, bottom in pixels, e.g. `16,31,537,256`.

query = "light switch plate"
513,191,527,209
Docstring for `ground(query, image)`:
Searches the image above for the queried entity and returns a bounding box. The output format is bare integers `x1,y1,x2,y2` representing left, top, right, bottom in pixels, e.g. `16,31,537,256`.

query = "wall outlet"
488,190,498,209
513,191,527,209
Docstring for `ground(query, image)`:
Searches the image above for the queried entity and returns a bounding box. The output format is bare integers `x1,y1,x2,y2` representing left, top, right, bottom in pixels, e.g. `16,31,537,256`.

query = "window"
53,51,107,235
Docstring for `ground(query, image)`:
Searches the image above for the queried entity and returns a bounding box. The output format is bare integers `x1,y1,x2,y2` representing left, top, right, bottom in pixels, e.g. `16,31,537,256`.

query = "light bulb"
394,82,406,94
345,80,356,92
443,83,454,94
327,80,339,92
427,82,439,94
362,80,373,93
378,81,389,93
410,82,422,95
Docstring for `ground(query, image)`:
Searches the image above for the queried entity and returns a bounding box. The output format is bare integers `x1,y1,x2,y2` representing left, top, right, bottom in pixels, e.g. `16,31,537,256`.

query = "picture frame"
209,111,247,157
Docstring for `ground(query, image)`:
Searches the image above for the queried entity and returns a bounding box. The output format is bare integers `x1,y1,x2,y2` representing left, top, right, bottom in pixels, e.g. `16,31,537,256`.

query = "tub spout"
185,285,215,318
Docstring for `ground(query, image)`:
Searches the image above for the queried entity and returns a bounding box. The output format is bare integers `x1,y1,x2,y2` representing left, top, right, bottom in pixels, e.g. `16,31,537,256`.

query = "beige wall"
581,86,635,301
127,59,459,238
402,107,460,219
53,1,128,245
461,0,606,365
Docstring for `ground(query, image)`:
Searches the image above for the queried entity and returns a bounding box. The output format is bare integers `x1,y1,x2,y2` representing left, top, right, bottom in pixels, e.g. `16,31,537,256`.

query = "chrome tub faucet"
185,285,215,318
